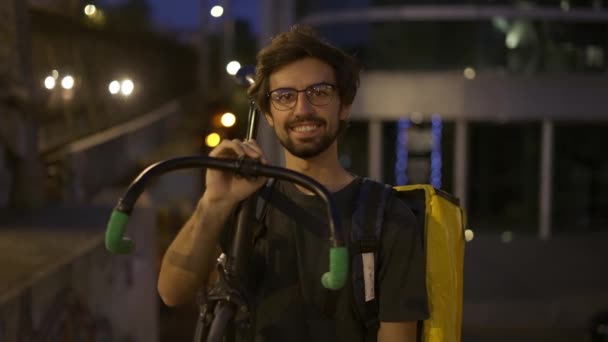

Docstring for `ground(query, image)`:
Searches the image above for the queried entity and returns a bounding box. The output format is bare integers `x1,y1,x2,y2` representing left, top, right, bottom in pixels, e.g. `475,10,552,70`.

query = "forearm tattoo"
165,250,199,273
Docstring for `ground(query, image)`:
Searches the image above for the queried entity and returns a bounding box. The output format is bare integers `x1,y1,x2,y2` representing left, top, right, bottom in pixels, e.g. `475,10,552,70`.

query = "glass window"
301,16,608,74
468,122,540,233
553,123,608,232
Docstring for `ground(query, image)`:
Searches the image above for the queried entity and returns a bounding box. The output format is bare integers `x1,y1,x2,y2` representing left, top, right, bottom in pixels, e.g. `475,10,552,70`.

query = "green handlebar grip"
105,210,135,254
321,247,348,290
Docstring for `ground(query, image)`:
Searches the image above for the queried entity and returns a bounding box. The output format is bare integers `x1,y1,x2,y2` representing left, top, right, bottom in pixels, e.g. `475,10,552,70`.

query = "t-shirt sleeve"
377,195,430,322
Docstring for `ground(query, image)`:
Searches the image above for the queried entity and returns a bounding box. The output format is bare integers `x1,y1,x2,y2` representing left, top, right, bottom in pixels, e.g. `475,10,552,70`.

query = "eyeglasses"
267,82,337,111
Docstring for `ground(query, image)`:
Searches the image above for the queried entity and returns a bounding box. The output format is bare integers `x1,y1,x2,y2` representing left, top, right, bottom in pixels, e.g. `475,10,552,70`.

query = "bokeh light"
108,80,120,94
84,4,97,16
465,229,474,242
226,61,241,76
220,112,236,127
44,76,56,90
463,67,476,80
61,75,74,89
210,6,224,18
206,133,221,147
121,79,134,96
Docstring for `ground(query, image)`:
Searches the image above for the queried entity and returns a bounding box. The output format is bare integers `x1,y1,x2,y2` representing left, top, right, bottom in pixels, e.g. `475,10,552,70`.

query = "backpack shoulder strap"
351,178,393,342
256,178,276,222
252,178,276,242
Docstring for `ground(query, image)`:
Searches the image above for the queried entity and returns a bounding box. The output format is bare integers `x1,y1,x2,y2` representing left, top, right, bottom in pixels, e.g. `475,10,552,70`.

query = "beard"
275,117,340,159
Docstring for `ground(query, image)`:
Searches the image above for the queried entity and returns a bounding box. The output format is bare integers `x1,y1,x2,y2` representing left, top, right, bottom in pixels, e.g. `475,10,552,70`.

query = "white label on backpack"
362,252,375,301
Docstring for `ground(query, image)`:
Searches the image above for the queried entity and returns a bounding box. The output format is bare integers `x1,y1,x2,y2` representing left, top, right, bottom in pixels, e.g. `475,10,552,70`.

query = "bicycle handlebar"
104,155,348,290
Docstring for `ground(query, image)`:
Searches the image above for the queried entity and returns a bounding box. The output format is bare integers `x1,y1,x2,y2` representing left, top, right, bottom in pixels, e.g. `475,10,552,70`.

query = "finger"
209,139,246,158
243,139,263,154
243,140,268,163
241,141,263,159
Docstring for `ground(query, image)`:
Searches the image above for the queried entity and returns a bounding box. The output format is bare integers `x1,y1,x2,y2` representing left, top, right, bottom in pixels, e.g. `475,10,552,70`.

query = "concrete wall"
0,205,158,342
351,71,608,122
0,0,44,209
44,100,182,202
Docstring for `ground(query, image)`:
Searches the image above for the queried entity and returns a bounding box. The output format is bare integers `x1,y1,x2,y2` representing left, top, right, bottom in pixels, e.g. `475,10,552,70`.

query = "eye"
309,85,333,97
273,90,296,103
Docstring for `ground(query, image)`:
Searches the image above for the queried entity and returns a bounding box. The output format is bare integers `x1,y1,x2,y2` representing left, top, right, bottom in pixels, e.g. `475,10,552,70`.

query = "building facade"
259,0,608,238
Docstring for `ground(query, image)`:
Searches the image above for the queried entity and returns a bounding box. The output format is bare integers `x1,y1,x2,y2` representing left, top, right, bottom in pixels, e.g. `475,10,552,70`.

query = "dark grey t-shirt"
224,177,429,342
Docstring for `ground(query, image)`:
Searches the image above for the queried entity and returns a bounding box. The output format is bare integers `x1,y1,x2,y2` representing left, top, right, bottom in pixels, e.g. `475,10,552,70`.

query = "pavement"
462,232,608,342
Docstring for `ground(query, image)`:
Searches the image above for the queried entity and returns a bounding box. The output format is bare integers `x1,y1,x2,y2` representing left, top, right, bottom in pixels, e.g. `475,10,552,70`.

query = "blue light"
430,114,443,189
395,118,409,185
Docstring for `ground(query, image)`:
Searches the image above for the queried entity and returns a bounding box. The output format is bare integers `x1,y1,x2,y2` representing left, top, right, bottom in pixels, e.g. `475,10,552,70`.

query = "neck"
284,142,354,194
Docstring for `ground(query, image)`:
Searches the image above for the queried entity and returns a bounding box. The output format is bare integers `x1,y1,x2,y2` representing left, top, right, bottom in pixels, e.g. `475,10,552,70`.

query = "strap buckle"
353,239,379,253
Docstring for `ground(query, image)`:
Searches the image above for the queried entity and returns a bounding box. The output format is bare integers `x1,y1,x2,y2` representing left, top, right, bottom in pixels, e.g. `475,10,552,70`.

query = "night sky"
152,0,259,32
100,0,259,33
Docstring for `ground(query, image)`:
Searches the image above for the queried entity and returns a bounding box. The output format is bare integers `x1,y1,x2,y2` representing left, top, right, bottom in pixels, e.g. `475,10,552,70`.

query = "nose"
292,91,314,116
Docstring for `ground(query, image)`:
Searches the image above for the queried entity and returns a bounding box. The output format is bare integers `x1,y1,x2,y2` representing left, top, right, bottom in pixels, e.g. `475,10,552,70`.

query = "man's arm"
157,139,268,307
157,196,234,306
378,321,417,342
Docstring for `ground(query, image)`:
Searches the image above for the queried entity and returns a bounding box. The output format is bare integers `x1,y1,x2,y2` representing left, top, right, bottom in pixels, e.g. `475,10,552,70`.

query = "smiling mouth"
290,123,323,133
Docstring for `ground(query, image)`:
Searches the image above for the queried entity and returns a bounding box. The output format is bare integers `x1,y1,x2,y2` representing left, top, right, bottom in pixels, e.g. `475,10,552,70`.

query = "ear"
339,104,351,121
264,112,274,127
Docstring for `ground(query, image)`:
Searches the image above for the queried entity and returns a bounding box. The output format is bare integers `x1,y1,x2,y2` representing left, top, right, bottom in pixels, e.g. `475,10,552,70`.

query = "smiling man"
264,58,345,159
158,25,429,342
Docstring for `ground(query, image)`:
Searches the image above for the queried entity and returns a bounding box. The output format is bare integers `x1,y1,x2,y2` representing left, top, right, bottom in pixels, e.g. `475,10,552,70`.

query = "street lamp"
205,132,221,147
220,112,236,127
210,5,224,18
108,79,135,96
84,4,97,16
226,61,241,76
44,76,56,90
108,80,120,95
61,75,75,90
121,79,134,96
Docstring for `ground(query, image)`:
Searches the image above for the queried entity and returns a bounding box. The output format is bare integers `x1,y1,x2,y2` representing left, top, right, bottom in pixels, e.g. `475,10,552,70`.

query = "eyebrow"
270,82,334,92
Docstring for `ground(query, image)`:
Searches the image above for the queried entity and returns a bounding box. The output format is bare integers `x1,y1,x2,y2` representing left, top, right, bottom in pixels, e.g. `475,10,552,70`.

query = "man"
158,25,428,341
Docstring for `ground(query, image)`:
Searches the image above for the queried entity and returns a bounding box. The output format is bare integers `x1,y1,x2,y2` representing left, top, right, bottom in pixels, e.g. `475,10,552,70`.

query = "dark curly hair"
247,25,360,116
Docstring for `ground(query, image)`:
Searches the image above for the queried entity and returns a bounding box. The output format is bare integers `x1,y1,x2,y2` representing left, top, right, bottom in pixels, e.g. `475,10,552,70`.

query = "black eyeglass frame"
266,82,338,111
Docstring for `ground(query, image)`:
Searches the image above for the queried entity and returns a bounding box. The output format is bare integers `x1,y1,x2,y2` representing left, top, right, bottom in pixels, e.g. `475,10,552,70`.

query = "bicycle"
105,66,347,342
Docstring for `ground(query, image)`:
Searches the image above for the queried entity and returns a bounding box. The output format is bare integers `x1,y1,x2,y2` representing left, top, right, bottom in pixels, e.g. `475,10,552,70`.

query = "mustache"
286,116,326,128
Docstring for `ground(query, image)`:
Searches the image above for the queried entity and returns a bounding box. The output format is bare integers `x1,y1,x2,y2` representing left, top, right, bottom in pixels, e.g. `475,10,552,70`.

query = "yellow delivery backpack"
351,180,465,342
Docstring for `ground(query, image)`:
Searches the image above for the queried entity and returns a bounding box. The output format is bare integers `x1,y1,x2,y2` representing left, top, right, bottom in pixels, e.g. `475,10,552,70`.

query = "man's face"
265,57,350,159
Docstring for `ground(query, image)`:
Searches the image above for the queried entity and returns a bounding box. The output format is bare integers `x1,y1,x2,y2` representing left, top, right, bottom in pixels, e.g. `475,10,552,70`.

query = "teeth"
292,124,319,132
